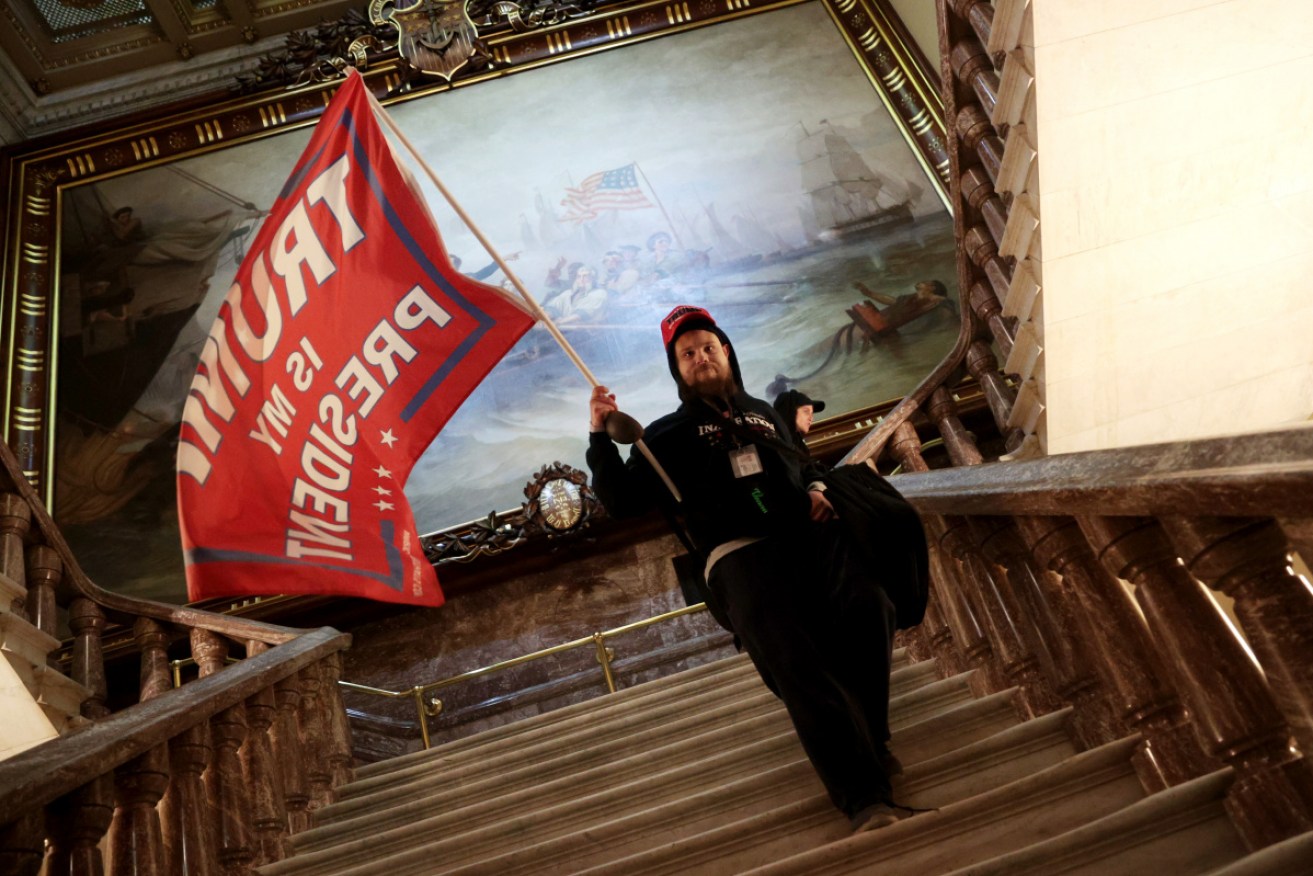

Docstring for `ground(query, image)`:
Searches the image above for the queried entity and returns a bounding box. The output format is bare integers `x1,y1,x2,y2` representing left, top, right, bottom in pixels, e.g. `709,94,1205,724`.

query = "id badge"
729,445,763,478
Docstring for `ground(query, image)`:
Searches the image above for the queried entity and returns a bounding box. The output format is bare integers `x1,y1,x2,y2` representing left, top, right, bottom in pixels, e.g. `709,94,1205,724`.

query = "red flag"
177,71,534,607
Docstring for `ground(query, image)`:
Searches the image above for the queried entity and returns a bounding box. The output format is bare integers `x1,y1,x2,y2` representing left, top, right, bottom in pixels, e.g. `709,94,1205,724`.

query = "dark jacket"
586,391,811,555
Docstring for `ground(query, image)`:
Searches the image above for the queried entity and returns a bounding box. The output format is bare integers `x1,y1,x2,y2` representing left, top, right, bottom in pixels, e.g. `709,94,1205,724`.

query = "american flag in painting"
560,164,654,222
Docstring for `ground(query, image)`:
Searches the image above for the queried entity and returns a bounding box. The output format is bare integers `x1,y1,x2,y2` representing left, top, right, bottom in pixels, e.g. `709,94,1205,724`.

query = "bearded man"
585,305,910,832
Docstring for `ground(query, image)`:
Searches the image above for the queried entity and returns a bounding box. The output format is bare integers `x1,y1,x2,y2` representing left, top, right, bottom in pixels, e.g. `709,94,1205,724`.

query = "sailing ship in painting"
498,118,943,381
50,112,958,602
797,120,919,242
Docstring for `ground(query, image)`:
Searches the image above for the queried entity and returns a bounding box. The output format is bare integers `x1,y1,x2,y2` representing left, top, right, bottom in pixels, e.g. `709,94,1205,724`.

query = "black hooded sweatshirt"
586,390,812,556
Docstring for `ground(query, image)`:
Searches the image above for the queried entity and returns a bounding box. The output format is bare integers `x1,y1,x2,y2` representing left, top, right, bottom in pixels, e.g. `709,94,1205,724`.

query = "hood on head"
660,305,744,403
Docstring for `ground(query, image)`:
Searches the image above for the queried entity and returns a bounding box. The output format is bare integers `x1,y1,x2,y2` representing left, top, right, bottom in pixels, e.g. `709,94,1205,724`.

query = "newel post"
1080,515,1313,849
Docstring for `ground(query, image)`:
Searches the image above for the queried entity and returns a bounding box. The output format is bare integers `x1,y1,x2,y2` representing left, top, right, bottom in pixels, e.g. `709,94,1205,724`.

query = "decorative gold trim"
606,15,634,38
13,408,42,430
24,195,51,217
129,136,161,161
16,350,44,372
194,120,225,144
65,154,97,178
666,2,694,25
21,243,49,265
1,0,947,539
258,104,289,128
545,30,573,53
19,292,46,317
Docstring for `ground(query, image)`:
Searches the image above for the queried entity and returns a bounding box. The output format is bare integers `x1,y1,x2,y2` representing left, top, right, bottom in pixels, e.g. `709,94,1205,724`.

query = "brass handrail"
339,602,710,749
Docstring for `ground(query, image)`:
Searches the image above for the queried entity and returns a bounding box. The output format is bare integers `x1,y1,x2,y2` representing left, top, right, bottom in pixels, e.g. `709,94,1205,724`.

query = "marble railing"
0,439,353,876
887,426,1313,852
841,0,1030,470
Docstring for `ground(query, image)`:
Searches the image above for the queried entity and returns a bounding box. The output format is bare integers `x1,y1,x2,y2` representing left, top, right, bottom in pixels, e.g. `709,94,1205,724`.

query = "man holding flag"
177,71,535,608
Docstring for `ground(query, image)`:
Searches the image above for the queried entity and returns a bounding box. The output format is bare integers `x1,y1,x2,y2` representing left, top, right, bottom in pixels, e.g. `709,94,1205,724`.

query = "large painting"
39,0,957,603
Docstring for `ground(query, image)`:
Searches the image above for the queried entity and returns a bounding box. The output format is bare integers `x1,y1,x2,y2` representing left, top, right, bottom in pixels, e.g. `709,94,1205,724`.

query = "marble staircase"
260,649,1312,876
0,568,89,761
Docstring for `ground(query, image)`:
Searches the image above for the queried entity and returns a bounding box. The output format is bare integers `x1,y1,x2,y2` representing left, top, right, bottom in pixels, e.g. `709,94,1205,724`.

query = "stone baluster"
318,654,356,791
194,631,256,875
136,618,171,702
162,724,217,876
887,421,1004,692
974,517,1115,747
921,552,968,678
24,545,60,639
242,641,288,865
888,420,929,475
926,517,1006,696
963,226,1013,306
956,107,1004,185
211,704,256,876
60,604,114,872
965,340,1024,453
926,387,984,468
108,619,172,876
298,665,335,811
960,167,1009,251
1017,515,1211,790
0,813,44,876
0,493,32,612
159,628,223,876
949,0,996,59
967,280,1015,361
941,516,1059,717
950,37,1000,120
1080,516,1313,847
271,675,312,834
45,777,114,876
68,599,109,720
1160,517,1313,766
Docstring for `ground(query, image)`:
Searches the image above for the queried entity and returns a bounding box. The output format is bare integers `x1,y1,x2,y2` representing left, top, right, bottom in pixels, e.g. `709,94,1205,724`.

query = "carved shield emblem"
373,0,482,81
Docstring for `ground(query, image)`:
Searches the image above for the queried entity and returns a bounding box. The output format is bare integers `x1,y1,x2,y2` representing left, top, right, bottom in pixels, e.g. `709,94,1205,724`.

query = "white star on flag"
380,429,398,448
373,485,393,496
374,465,392,479
374,500,395,512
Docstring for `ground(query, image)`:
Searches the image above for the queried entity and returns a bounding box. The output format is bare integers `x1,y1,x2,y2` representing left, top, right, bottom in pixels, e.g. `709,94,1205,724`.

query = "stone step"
340,668,768,803
350,651,759,784
737,735,1145,876
266,697,1065,875
340,651,930,804
312,677,1009,841
0,612,59,668
1207,829,1313,876
537,709,1082,876
942,769,1243,875
350,647,913,786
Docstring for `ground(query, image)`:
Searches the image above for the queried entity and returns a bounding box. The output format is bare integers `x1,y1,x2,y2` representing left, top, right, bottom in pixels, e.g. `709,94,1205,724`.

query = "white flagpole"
363,85,683,503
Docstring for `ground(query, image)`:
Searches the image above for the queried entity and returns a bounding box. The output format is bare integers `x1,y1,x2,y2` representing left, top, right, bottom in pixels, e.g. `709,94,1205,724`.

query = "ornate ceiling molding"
0,34,283,145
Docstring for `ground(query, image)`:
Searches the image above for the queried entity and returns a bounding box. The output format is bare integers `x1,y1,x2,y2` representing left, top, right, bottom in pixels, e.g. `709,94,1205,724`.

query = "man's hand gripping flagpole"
366,88,684,504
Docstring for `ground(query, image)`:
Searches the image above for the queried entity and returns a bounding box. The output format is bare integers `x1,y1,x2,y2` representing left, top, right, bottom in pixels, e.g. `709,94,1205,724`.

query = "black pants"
707,523,897,817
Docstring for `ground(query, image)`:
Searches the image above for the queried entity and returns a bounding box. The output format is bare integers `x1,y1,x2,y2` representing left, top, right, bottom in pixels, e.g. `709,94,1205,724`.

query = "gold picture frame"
1,0,949,603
